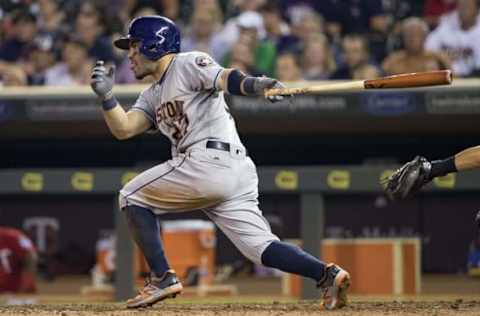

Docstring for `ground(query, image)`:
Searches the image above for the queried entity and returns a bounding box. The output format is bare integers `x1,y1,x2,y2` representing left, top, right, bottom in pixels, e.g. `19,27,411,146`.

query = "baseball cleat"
318,263,350,310
126,269,183,309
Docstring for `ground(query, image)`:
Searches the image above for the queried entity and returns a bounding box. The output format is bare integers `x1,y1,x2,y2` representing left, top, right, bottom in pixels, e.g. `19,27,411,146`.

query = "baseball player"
0,227,37,293
90,15,350,309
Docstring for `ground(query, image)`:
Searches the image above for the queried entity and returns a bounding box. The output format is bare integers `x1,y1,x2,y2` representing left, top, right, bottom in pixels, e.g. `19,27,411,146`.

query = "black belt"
206,140,247,156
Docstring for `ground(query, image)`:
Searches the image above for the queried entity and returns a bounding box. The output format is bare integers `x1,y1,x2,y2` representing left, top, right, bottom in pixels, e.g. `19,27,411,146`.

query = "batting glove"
253,77,288,103
90,60,115,100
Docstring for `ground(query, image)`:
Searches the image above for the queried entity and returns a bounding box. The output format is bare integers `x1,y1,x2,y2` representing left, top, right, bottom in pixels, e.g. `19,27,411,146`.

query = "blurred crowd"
0,0,479,87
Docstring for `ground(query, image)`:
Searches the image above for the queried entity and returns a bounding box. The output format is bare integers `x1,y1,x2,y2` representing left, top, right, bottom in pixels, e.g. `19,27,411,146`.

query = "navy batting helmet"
114,16,180,61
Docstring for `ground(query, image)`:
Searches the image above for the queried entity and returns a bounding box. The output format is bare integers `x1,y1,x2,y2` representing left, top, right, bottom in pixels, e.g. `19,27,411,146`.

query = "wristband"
226,69,248,95
430,156,457,178
102,95,118,111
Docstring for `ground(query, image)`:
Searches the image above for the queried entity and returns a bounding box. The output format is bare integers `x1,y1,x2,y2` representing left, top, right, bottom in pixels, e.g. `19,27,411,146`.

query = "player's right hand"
90,60,115,99
253,77,289,103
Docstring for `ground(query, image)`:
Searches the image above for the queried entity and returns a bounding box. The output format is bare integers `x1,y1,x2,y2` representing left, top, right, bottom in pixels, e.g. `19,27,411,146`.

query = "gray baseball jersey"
129,51,243,155
119,51,279,264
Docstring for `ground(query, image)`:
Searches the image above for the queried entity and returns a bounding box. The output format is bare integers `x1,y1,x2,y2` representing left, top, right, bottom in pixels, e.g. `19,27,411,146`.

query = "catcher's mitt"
384,156,432,200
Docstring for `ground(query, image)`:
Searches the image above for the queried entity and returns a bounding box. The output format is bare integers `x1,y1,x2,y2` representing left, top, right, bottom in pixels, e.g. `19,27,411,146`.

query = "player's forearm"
102,103,134,140
427,145,480,179
454,145,480,171
91,60,129,139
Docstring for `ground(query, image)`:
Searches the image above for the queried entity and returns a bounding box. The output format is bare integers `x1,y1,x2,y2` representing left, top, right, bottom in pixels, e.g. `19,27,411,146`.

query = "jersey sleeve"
129,88,157,129
182,52,225,91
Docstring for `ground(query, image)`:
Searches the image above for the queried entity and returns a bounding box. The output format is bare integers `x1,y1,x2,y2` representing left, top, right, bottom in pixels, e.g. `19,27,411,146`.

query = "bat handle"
265,87,304,97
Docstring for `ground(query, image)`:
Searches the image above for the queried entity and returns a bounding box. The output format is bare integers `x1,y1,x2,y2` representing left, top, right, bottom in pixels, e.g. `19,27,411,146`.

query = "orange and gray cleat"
126,269,183,309
318,263,351,310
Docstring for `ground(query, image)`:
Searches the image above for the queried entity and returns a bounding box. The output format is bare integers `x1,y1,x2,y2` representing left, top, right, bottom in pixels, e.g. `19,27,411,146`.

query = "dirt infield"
1,300,480,316
1,275,478,315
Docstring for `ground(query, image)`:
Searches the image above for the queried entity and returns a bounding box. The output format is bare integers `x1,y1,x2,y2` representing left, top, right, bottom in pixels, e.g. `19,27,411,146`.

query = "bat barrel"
363,70,452,89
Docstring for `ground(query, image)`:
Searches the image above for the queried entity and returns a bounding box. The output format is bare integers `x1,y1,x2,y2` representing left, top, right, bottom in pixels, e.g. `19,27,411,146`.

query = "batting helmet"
114,15,180,61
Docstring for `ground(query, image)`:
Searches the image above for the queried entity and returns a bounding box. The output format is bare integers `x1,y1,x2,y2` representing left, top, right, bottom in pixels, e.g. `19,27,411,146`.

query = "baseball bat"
264,70,453,97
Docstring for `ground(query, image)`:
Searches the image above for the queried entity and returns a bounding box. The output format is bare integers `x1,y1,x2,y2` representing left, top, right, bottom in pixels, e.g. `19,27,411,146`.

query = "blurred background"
1,0,480,303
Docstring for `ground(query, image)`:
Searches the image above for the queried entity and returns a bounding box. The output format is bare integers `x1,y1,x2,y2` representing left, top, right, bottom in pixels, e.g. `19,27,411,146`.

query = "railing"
2,80,480,138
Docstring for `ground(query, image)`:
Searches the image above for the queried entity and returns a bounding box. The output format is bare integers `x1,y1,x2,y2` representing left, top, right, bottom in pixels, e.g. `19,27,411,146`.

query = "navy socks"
123,206,326,282
261,240,326,282
124,205,170,277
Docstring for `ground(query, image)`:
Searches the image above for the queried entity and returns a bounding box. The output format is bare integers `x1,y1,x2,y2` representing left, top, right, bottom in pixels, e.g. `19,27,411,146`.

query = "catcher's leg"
123,205,182,308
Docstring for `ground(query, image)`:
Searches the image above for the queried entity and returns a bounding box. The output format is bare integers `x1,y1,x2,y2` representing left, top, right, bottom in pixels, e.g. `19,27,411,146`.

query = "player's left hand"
253,77,289,103
383,156,433,200
90,60,115,100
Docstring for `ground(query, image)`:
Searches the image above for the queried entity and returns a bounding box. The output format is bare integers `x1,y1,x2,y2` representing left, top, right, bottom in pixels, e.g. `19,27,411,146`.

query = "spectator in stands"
24,36,56,85
0,226,37,293
215,10,266,62
272,9,324,62
0,65,28,86
226,41,261,76
330,34,379,80
314,0,390,63
224,0,266,19
290,10,324,44
194,0,223,15
44,37,92,86
134,5,158,16
318,11,343,50
330,0,386,35
0,11,38,63
222,12,276,76
158,0,181,21
384,0,425,23
181,7,224,60
424,0,457,29
74,1,116,63
383,17,450,76
36,0,65,37
352,64,381,80
425,0,480,77
258,1,295,54
302,34,336,80
276,52,303,82
111,0,140,27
